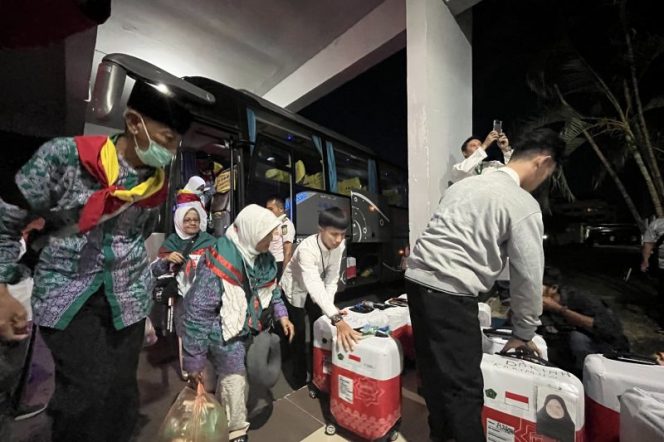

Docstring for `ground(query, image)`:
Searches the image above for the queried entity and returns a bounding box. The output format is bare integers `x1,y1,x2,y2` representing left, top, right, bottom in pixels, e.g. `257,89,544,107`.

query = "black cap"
127,80,192,135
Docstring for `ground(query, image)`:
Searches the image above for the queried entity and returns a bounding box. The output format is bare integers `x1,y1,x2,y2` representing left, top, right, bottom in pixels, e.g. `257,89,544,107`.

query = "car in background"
583,223,642,247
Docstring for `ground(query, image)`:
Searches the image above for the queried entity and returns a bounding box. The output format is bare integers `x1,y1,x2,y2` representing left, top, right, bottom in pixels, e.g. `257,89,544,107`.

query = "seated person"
450,130,512,183
541,267,629,373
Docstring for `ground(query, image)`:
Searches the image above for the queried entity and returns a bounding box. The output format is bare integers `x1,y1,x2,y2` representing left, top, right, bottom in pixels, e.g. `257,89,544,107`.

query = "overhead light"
155,83,170,95
267,156,275,162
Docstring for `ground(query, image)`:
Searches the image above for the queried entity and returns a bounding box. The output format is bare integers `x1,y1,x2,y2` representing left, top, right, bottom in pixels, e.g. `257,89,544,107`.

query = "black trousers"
283,296,322,386
40,289,145,442
406,280,484,442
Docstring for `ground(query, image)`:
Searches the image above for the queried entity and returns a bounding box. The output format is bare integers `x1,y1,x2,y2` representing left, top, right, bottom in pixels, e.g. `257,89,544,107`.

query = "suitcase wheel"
324,424,336,436
308,387,318,399
387,429,399,441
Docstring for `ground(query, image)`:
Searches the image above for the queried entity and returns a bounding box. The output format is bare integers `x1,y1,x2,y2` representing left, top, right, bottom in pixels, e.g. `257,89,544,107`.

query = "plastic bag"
157,382,229,442
143,317,158,347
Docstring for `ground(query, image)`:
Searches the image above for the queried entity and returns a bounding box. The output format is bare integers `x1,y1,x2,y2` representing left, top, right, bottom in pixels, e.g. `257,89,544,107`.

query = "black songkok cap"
127,80,192,135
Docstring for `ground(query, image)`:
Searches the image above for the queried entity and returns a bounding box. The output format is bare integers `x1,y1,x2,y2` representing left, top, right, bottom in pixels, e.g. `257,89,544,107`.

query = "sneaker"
14,403,47,421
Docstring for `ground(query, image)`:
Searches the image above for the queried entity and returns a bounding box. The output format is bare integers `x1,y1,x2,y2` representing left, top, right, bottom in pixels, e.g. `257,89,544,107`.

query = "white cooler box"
583,353,664,442
482,327,549,361
329,334,402,441
482,352,585,441
620,387,664,442
311,310,387,395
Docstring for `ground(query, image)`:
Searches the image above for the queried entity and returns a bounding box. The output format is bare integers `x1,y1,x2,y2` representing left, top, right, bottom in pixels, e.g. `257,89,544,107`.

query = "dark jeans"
406,280,484,442
283,296,323,386
40,289,145,442
568,330,613,374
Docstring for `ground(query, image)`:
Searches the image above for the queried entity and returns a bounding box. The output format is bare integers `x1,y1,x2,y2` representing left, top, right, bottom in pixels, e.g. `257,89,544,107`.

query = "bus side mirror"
91,60,126,120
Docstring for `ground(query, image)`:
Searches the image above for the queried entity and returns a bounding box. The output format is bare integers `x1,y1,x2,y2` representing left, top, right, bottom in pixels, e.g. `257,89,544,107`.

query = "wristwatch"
330,313,343,325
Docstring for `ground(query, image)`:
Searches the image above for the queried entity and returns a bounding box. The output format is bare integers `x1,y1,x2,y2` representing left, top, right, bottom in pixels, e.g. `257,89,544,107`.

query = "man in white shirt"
280,207,361,387
406,129,564,442
450,130,513,183
266,196,295,280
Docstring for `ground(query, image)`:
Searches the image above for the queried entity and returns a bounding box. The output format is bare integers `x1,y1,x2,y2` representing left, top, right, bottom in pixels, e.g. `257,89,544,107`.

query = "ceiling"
95,0,385,95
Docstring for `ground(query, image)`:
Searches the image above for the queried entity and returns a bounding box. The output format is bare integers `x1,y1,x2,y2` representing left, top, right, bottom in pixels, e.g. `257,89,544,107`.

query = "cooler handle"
497,346,555,367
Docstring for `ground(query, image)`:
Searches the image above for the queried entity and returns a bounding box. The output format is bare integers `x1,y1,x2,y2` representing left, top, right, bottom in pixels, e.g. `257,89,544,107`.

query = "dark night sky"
300,0,664,220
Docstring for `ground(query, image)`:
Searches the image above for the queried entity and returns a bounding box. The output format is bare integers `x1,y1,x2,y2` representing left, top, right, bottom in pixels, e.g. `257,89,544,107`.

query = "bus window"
379,162,408,208
334,147,369,196
247,135,292,207
293,141,324,191
256,119,324,191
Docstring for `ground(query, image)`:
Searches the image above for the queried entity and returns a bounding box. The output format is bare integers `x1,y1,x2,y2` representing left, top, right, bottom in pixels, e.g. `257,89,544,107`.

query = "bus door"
175,122,239,237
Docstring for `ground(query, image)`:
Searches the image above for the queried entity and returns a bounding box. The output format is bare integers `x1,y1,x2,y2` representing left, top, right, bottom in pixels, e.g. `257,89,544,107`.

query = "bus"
93,54,409,291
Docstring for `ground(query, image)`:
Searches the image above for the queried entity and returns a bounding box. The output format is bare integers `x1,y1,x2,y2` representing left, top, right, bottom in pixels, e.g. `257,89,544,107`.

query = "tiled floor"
10,325,428,442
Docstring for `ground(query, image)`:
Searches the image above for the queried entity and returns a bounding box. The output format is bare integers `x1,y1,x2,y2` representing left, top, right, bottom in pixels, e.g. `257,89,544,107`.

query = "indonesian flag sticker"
505,391,530,410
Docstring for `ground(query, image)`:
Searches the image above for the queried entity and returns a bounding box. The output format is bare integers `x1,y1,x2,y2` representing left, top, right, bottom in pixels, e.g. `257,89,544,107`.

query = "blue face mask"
133,116,175,168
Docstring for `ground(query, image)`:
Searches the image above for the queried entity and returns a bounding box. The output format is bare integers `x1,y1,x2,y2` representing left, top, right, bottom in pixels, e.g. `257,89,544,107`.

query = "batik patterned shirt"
0,136,160,330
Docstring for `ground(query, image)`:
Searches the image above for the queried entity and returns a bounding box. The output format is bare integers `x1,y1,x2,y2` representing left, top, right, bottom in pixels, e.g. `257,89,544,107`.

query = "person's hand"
280,317,295,343
641,260,649,273
482,131,500,148
497,134,510,151
335,320,362,352
166,252,185,264
542,296,562,312
186,371,204,388
501,337,542,357
655,352,664,366
0,285,29,341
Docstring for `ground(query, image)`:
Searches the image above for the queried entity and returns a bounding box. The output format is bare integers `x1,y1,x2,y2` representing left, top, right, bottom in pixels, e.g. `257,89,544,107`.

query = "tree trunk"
621,2,664,214
623,126,664,218
583,130,645,231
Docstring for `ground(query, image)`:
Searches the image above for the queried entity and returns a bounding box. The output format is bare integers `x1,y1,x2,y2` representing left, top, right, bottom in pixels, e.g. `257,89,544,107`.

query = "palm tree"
525,0,664,230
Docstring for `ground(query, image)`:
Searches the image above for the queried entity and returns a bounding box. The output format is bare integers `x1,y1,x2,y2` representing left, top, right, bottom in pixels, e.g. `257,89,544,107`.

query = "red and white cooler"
385,295,415,361
478,302,492,328
583,353,664,442
482,328,549,361
329,335,402,441
311,310,384,395
620,387,664,442
481,353,586,441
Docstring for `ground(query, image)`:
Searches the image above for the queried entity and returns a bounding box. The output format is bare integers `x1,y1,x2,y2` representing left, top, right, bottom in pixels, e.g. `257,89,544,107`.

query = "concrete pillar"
407,0,473,245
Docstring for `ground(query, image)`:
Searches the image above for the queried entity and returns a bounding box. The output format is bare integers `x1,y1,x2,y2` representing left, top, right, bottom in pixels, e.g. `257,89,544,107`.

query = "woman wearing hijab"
182,204,295,442
151,203,216,374
536,394,575,442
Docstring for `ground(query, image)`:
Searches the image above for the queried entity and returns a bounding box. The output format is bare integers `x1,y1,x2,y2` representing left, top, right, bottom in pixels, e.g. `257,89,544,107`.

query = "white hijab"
184,175,207,194
173,203,208,239
225,204,281,267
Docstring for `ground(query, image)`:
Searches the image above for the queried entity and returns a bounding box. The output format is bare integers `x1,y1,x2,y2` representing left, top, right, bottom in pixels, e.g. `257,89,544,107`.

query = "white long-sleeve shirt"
450,148,513,183
280,234,345,318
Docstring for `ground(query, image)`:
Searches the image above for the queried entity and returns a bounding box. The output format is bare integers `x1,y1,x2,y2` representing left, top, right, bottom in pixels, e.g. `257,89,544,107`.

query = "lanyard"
316,234,327,279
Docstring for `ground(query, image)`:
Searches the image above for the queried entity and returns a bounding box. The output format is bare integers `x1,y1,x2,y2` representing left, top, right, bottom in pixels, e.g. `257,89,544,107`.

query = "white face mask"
133,115,175,168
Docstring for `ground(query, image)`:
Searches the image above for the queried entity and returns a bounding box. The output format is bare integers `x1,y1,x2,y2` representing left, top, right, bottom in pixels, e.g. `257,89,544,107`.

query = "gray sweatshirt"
406,168,544,341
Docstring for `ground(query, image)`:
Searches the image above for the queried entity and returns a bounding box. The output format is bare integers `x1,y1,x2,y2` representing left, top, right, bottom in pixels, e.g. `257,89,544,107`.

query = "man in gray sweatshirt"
406,128,564,442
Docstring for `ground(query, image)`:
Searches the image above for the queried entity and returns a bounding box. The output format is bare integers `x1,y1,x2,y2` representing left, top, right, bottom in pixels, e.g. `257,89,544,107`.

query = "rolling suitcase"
583,353,664,442
482,351,586,441
620,387,664,442
482,327,549,360
327,334,402,441
478,301,492,328
310,310,385,397
384,295,415,361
